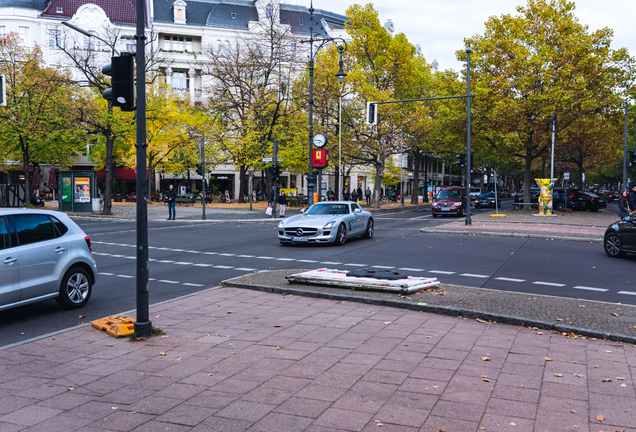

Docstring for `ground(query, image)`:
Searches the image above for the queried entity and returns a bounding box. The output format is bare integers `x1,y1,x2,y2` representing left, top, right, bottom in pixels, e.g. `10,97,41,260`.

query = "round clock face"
313,133,328,148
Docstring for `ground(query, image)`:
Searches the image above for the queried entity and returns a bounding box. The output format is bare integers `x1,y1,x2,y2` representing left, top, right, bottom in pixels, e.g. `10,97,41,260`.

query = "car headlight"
278,222,284,229
323,221,336,230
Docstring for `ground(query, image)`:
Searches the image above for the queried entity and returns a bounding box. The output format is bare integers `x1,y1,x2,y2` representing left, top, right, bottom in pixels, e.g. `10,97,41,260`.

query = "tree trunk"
523,148,533,210
411,151,420,205
372,161,384,208
238,165,247,203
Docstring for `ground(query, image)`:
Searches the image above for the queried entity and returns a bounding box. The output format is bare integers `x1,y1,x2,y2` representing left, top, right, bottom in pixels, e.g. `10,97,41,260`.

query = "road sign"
564,172,570,180
564,166,570,172
261,157,283,163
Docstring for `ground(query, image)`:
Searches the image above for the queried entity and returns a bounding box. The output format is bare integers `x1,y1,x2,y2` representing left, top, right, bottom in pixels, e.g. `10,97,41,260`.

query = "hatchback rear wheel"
56,267,92,309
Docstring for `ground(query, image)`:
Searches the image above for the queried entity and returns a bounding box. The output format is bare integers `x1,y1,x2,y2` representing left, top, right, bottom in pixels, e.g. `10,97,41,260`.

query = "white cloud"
288,0,636,72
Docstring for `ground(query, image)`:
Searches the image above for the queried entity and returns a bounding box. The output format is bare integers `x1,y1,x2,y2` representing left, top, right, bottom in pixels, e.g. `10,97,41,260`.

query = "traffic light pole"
272,135,278,219
201,132,206,220
134,0,151,337
465,49,472,226
624,101,628,192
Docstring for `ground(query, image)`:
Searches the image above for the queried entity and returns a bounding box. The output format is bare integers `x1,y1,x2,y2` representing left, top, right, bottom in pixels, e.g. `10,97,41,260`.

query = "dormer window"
265,4,273,18
299,20,304,26
173,0,187,24
56,6,63,13
231,13,236,19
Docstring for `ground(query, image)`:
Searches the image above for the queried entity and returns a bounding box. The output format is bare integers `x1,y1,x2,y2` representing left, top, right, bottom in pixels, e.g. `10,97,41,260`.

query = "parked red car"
432,187,466,217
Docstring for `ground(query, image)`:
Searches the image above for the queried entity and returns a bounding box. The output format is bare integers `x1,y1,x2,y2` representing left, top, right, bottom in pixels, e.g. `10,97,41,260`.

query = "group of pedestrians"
618,185,636,219
339,186,372,205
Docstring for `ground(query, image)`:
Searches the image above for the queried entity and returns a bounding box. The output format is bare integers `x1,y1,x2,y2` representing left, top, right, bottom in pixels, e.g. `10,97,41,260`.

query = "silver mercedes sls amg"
277,201,374,245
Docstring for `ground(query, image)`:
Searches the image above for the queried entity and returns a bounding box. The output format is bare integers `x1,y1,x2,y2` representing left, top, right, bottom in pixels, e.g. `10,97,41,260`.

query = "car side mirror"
300,208,306,214
354,208,362,213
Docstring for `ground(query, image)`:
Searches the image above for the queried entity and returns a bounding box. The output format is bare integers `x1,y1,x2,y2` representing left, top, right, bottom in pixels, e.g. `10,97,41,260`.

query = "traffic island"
224,269,636,343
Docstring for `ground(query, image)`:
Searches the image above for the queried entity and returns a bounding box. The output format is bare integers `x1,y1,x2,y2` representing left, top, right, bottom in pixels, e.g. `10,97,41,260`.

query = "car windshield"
480,193,495,199
306,204,350,215
437,190,462,199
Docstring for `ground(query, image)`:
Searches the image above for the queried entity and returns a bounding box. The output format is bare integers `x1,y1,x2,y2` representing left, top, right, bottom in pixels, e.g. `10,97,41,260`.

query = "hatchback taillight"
85,236,92,253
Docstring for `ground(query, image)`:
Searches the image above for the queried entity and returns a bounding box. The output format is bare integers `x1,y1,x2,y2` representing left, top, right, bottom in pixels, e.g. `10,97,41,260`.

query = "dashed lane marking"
428,270,455,275
399,267,424,272
297,259,318,263
573,286,608,292
495,277,526,283
173,262,193,265
157,260,174,263
460,273,489,278
532,281,566,287
344,263,367,267
237,255,255,258
617,291,636,296
182,283,205,287
158,280,180,284
372,265,395,269
321,262,340,265
213,265,234,269
98,272,114,276
193,263,212,267
256,256,275,259
276,258,296,261
235,268,257,271
220,253,236,257
116,274,134,278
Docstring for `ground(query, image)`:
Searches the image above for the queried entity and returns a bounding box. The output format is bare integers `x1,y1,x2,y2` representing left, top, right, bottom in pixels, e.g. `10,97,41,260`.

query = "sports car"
277,201,374,246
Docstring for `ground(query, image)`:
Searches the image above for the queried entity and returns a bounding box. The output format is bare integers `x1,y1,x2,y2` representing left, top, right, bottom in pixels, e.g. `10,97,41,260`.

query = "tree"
0,33,85,200
463,0,634,205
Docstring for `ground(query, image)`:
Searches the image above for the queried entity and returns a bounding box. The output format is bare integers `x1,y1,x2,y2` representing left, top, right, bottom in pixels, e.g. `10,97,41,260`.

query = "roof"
41,0,146,26
0,0,49,10
152,0,346,35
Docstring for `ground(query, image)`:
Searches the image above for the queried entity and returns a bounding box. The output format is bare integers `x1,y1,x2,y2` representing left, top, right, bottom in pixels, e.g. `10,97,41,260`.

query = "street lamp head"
61,21,93,38
335,56,347,84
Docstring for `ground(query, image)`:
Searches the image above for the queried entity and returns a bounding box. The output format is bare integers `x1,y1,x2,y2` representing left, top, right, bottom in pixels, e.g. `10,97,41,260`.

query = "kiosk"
58,171,98,213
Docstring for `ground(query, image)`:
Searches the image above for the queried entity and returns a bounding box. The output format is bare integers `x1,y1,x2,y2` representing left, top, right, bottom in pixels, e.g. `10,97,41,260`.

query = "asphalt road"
1,201,633,347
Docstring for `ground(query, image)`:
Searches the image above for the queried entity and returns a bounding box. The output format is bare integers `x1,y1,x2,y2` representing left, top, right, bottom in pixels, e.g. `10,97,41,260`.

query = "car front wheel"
335,224,347,246
56,267,92,309
362,218,374,239
604,233,626,258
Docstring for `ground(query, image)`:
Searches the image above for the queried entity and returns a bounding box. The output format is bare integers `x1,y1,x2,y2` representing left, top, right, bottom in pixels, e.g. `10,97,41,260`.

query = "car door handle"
4,257,17,264
55,247,66,253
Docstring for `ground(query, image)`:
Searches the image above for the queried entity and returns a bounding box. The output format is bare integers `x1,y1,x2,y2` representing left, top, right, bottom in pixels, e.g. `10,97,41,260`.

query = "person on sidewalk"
343,187,350,201
619,190,630,219
365,187,371,205
629,185,636,213
166,184,177,220
357,186,363,201
278,191,287,218
326,188,334,201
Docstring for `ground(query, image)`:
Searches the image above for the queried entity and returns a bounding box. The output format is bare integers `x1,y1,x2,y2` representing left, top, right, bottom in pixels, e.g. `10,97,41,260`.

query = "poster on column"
74,177,91,203
62,177,72,203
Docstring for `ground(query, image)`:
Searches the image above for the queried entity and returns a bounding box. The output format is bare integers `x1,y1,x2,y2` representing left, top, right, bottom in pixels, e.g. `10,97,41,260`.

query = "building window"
164,35,170,49
56,6,63,13
19,26,30,46
83,32,100,51
299,20,304,26
126,43,136,52
172,36,183,51
266,4,273,18
186,37,192,52
172,71,188,90
231,13,236,19
0,26,6,39
49,29,62,49
177,9,183,19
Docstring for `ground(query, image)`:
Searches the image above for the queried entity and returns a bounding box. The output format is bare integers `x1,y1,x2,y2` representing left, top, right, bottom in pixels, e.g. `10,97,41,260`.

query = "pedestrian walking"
629,185,636,213
351,189,358,202
343,187,350,201
619,190,630,219
365,187,371,205
357,186,362,201
278,191,287,218
166,184,177,220
326,188,334,201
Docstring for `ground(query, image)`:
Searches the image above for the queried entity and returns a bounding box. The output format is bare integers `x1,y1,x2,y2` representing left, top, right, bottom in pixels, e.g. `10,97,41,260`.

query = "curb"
223,279,636,345
418,228,603,243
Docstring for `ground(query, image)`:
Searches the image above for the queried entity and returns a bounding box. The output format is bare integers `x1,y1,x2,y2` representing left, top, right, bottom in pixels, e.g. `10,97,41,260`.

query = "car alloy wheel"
335,224,347,246
56,267,92,309
604,233,625,258
362,218,374,239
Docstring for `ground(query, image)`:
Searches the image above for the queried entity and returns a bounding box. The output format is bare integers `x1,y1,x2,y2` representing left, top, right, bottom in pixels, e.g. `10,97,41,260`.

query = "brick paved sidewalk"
2,287,635,431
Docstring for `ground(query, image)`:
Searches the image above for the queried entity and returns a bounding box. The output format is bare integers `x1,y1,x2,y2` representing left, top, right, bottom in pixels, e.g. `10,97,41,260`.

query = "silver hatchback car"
0,209,97,311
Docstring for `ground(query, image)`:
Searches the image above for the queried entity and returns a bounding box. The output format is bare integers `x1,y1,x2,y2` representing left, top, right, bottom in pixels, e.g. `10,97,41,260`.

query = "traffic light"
367,102,377,125
102,53,135,111
0,75,5,107
455,153,466,167
629,150,636,167
195,164,202,175
272,165,281,182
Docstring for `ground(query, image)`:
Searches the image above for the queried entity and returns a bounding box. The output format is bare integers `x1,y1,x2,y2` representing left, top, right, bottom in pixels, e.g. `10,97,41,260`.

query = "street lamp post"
301,1,347,206
624,101,628,192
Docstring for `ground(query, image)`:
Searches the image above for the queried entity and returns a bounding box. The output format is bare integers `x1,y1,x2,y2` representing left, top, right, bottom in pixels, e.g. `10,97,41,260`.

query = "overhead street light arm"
62,21,120,55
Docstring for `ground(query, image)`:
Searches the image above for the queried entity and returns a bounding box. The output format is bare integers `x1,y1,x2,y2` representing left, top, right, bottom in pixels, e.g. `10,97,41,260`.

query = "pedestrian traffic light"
367,102,377,125
195,164,202,175
0,75,6,107
455,153,466,167
629,150,636,167
272,165,281,182
102,53,135,111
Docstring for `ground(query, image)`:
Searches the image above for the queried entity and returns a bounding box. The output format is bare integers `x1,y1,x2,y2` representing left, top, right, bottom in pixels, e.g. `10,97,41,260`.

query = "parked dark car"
513,189,540,208
432,187,466,217
475,192,500,209
604,215,636,258
554,189,607,212
610,191,621,202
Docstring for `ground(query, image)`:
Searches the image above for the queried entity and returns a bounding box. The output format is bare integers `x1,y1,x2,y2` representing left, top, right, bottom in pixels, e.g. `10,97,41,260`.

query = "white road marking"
171,249,186,252
344,263,367,267
495,277,526,283
428,270,455,275
276,258,296,261
372,265,395,269
234,268,257,271
173,262,193,265
573,286,608,292
321,261,340,265
193,263,212,267
297,259,318,263
220,253,236,257
237,255,254,258
256,256,275,259
618,291,636,296
213,265,234,269
149,278,156,281
399,268,424,272
532,281,566,287
460,273,489,278
158,280,180,284
148,258,157,262
116,274,134,279
203,252,218,255
98,272,114,276
183,283,205,287
157,260,174,263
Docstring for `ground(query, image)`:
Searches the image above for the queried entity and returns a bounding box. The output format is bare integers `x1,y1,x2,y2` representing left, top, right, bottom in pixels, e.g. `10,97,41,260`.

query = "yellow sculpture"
535,178,555,216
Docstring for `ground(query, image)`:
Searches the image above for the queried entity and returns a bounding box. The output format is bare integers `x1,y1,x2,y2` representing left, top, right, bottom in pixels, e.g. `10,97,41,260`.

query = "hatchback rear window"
12,214,56,246
49,216,69,237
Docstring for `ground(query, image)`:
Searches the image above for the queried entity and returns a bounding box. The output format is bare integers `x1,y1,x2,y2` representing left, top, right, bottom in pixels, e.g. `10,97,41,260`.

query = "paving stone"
313,408,374,431
130,421,191,432
0,406,63,427
214,400,276,422
420,415,479,432
88,411,155,431
248,413,313,432
273,397,331,418
154,403,215,427
479,413,534,432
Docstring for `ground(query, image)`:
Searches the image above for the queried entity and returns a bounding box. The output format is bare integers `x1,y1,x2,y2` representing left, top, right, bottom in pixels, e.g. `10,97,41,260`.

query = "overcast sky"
288,0,636,72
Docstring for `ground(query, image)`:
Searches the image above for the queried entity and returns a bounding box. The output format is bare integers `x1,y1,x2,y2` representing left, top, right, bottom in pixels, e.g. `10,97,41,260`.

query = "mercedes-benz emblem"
296,228,304,236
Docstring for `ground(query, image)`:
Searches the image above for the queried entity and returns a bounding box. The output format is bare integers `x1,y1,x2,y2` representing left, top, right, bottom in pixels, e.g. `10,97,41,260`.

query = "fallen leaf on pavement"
160,352,166,356
570,427,578,431
596,414,604,422
554,374,563,377
482,375,488,378
509,422,517,426
479,428,486,430
476,318,487,323
112,407,118,410
79,315,85,318
482,378,491,382
595,365,600,368
227,311,233,314
67,388,74,391
611,313,619,317
384,322,392,324
481,357,491,362
602,378,612,382
574,374,585,378
208,374,213,376
544,357,552,361
557,318,564,321
433,386,440,388
617,377,626,380
621,383,627,387
78,322,84,325
273,324,282,327
536,332,544,335
570,410,576,413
